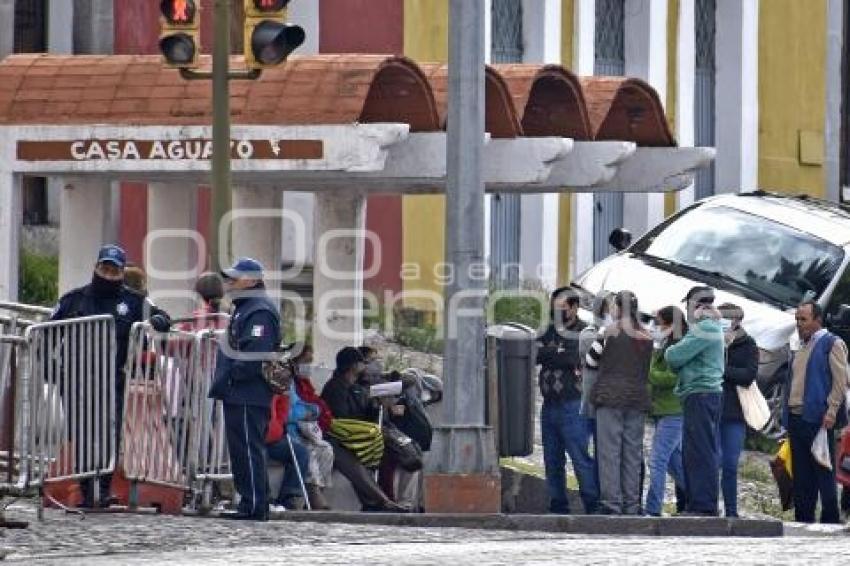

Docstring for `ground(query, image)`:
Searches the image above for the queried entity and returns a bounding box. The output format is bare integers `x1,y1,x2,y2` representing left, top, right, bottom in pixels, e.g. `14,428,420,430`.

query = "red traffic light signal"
253,0,290,10
159,0,200,68
160,0,197,25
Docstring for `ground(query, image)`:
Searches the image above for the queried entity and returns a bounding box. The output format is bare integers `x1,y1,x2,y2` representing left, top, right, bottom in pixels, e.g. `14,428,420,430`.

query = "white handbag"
737,381,771,431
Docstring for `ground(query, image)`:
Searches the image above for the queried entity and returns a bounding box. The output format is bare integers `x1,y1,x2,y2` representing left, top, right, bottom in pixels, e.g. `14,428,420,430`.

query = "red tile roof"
0,54,675,146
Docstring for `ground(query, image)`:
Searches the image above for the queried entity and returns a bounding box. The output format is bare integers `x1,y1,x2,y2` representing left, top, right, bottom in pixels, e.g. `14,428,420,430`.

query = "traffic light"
159,0,200,68
244,0,305,69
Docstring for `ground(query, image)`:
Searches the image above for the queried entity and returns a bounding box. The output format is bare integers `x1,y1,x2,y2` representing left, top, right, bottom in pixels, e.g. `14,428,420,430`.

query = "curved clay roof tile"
494,63,592,140
579,76,676,147
419,63,522,138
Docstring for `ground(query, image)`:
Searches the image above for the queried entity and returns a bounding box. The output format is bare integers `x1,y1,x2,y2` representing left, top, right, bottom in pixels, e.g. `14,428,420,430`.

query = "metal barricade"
0,301,53,322
121,321,231,511
188,329,232,509
23,315,117,490
122,323,198,490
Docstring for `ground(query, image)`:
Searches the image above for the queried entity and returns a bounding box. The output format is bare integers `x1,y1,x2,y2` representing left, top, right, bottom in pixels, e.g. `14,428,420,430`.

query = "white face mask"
648,323,668,344
719,318,733,333
602,315,614,327
298,363,313,377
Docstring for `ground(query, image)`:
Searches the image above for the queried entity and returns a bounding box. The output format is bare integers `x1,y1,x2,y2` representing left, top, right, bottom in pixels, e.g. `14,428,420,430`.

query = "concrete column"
676,0,697,209
59,178,112,294
73,0,113,54
519,0,562,290
824,0,844,203
623,0,668,238
289,0,319,55
146,183,199,317
571,0,596,277
231,185,283,284
0,173,22,300
0,0,13,59
48,0,74,54
281,191,315,267
311,192,366,370
715,0,759,193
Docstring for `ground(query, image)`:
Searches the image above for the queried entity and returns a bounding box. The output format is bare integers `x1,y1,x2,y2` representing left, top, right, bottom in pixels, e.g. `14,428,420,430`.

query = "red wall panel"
320,0,405,296
320,0,403,54
118,183,148,265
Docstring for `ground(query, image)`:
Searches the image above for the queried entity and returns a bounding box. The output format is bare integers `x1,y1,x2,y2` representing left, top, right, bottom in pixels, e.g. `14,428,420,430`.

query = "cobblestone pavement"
2,503,849,565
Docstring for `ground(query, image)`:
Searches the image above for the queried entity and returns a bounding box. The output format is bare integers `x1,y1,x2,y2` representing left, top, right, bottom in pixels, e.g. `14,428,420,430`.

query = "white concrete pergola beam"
584,146,717,193
521,141,637,191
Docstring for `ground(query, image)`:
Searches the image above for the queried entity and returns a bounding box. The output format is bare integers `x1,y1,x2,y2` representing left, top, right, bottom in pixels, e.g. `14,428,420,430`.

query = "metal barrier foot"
43,492,86,519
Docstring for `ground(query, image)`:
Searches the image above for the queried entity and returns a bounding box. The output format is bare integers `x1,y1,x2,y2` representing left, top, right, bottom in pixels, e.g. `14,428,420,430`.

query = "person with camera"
208,258,280,521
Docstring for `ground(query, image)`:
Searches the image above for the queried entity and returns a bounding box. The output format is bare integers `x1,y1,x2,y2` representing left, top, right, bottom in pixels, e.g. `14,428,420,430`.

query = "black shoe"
219,510,269,521
362,501,411,514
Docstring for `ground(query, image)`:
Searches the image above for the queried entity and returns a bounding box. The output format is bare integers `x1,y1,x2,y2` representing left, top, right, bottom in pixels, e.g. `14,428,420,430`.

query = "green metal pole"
210,0,231,273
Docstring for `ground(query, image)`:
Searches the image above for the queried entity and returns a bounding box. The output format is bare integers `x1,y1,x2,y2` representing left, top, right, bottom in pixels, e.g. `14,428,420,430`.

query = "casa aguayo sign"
16,138,324,162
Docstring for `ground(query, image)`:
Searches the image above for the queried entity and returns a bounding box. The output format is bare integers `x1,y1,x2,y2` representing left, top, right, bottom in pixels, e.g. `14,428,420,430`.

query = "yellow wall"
664,0,679,217
402,0,449,309
758,1,826,197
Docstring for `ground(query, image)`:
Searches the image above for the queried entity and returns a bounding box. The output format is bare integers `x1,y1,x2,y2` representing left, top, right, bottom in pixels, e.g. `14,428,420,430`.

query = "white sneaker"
269,504,287,514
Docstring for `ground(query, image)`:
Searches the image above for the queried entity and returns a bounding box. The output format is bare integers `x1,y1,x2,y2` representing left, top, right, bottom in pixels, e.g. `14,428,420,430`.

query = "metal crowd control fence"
122,321,231,511
1,314,116,519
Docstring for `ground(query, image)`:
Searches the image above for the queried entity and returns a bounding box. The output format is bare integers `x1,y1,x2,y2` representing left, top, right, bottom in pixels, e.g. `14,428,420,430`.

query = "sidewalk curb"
267,511,784,538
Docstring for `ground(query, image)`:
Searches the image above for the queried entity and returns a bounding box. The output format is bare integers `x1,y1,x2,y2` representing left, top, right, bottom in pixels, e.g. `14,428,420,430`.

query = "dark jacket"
721,331,759,422
536,318,587,402
321,373,378,422
209,293,280,408
592,326,653,411
51,282,169,380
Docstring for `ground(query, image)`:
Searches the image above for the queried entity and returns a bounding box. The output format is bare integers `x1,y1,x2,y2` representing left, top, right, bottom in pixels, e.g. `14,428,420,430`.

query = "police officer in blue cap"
51,244,172,508
209,257,280,521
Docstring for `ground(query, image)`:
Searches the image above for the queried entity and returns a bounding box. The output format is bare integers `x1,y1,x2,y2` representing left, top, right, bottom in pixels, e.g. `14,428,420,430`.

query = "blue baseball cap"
221,257,264,280
96,244,127,269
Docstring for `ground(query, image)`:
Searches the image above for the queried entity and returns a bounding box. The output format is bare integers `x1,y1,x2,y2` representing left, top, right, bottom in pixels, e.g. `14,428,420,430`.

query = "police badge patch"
251,325,264,337
116,302,129,316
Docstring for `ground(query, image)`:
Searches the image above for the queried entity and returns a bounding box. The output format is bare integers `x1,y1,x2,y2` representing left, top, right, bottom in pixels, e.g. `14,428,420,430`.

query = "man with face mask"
537,287,599,515
50,244,172,508
209,257,280,521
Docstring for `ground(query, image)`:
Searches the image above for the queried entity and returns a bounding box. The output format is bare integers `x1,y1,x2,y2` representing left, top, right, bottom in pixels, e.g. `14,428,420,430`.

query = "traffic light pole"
179,0,260,272
425,0,499,513
210,0,231,273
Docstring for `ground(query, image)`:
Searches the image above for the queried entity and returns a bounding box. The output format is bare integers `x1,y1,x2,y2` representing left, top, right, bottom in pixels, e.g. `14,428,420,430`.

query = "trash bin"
485,323,537,457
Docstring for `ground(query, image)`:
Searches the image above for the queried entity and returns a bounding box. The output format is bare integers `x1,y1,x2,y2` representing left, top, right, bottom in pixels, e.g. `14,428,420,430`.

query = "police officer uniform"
50,244,171,507
209,258,280,520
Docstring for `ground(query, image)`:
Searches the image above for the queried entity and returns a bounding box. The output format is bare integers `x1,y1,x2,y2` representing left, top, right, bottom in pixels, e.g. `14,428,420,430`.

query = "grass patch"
19,249,58,306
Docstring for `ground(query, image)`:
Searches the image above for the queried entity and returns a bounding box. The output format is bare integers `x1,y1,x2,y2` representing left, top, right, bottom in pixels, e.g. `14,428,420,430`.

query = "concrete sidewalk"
267,510,784,537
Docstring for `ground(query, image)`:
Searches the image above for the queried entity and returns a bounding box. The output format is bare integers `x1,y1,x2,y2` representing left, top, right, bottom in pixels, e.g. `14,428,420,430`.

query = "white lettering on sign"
19,139,323,162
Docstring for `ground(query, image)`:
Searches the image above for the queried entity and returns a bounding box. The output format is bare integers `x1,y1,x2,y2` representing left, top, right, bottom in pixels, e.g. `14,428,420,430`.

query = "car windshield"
631,205,844,307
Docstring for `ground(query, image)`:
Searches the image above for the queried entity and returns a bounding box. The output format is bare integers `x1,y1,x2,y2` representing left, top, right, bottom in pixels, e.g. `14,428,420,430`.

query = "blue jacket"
782,331,837,427
209,292,281,407
665,318,725,398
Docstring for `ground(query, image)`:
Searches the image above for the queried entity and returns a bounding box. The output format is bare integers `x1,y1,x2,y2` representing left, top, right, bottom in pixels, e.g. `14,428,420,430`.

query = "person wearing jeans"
665,286,725,516
717,303,759,518
541,398,599,513
645,305,688,516
538,287,599,514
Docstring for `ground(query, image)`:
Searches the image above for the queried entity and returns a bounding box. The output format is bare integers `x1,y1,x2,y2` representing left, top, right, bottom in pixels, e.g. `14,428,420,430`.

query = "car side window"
826,264,850,320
